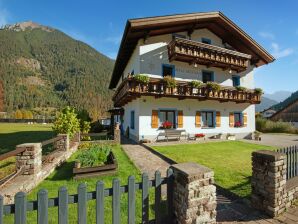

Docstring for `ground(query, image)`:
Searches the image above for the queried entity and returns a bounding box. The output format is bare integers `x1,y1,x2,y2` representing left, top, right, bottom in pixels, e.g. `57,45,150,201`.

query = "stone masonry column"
16,143,42,175
114,123,121,144
251,150,286,217
170,162,217,224
54,134,69,151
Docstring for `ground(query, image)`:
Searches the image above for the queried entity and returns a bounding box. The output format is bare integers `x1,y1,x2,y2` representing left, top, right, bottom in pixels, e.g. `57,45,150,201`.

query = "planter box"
226,135,236,141
73,151,118,180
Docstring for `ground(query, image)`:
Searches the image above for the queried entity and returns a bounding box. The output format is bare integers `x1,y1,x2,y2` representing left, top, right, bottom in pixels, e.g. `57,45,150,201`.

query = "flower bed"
73,143,118,179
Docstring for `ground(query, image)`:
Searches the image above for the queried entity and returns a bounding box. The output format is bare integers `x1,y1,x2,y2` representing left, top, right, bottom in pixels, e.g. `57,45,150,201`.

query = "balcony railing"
168,37,252,72
113,78,261,107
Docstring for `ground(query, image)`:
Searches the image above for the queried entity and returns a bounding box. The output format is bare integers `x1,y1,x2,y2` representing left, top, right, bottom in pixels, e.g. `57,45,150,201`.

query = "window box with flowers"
161,121,173,129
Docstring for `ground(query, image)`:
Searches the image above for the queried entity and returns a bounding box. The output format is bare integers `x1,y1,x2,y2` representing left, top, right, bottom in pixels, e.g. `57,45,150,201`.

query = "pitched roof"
109,11,275,89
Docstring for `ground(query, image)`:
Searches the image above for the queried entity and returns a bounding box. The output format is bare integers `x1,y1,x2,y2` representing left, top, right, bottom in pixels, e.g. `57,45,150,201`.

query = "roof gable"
109,12,275,89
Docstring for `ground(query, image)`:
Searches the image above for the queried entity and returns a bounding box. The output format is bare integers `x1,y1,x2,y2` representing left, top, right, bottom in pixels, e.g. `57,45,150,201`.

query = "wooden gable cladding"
177,110,183,128
271,100,298,122
151,110,159,128
195,111,201,127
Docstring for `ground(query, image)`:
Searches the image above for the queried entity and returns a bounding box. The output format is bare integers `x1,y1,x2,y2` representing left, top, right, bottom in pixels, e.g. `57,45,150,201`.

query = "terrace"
113,77,261,107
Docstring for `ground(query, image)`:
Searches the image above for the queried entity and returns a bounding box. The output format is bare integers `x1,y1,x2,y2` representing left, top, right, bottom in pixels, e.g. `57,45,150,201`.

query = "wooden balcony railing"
168,37,252,72
113,78,261,107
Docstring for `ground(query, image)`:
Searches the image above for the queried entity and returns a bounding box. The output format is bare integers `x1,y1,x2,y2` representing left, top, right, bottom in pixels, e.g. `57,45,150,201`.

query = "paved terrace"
121,137,298,223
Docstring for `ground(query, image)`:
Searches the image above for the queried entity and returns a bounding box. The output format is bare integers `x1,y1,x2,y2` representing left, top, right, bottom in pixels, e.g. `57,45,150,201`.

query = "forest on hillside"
0,24,115,120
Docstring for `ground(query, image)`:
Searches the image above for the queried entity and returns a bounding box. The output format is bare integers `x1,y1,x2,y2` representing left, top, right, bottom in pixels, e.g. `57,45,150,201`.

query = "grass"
152,141,275,198
4,144,159,223
0,123,54,154
0,123,54,181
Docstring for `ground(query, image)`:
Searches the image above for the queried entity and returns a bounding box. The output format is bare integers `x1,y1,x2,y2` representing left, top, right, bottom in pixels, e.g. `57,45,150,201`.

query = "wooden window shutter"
216,111,221,127
178,110,183,128
229,112,235,127
151,110,158,128
195,111,201,127
243,113,248,127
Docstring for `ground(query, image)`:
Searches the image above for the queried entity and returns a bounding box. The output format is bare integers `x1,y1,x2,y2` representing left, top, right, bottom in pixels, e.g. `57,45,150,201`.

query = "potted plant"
195,133,205,140
206,82,221,97
234,121,242,128
163,76,177,94
226,133,236,140
133,74,150,92
254,88,263,101
161,121,173,129
254,131,262,141
189,80,202,95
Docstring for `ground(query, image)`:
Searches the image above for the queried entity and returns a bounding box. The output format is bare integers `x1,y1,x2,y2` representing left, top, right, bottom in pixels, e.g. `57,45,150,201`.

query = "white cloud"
259,31,275,40
271,42,294,59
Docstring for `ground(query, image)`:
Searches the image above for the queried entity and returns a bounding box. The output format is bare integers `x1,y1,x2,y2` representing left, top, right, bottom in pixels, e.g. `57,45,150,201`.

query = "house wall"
122,99,140,141
125,96,255,141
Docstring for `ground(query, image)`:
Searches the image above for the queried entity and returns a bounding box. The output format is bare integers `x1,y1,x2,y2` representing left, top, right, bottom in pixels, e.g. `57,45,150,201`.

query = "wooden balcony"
113,78,261,107
168,37,252,72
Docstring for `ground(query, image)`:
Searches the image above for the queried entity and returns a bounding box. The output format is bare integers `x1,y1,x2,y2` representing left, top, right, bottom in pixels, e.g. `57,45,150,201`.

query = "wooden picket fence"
0,170,174,224
276,145,298,180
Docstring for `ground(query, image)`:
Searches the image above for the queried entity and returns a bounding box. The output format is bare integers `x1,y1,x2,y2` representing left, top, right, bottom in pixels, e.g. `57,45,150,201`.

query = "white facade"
117,28,258,141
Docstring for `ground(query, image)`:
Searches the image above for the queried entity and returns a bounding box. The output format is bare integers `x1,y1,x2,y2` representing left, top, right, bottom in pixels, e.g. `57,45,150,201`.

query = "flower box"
73,151,118,180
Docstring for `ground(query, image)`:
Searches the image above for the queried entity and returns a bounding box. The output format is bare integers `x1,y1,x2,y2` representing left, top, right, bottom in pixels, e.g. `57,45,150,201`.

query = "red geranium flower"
162,121,172,129
234,122,242,127
195,133,205,138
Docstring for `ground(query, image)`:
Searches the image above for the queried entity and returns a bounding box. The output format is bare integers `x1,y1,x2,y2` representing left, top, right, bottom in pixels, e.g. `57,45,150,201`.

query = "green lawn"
152,141,275,198
0,123,54,154
0,123,54,180
4,144,159,223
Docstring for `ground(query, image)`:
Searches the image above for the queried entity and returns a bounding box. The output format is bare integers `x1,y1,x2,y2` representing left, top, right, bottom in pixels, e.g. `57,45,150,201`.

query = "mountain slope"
256,97,278,112
0,21,114,119
272,90,298,111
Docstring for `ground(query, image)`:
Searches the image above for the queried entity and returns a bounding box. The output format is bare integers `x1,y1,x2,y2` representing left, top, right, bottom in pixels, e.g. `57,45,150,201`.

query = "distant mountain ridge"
263,91,292,103
272,90,298,111
256,97,278,112
0,21,114,119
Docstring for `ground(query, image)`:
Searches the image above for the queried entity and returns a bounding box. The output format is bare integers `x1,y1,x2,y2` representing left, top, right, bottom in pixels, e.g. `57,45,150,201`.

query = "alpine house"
109,12,275,141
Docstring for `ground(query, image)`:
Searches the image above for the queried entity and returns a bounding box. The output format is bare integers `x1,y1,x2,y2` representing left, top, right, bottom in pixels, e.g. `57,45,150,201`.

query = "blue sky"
0,0,297,94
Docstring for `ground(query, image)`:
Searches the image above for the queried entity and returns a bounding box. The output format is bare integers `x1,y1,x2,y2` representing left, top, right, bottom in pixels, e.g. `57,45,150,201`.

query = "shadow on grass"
49,161,75,181
0,131,54,154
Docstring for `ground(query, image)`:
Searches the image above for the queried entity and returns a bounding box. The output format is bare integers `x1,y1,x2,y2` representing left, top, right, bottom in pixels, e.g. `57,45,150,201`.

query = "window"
202,71,214,83
162,64,175,77
201,111,215,128
130,111,135,129
202,38,211,44
232,76,240,87
131,70,134,76
234,112,242,127
159,110,176,128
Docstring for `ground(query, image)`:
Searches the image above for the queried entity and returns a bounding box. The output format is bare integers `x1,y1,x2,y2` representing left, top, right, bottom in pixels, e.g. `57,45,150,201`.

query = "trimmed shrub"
256,117,298,134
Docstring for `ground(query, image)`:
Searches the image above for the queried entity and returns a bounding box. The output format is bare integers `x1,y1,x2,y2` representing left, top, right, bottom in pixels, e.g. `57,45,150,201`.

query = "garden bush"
163,76,177,88
133,74,150,84
256,117,298,134
76,144,111,167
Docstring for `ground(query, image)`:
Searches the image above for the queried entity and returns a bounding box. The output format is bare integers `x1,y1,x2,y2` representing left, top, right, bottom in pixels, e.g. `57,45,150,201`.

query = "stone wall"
54,134,69,151
16,143,42,175
251,150,298,217
171,162,217,224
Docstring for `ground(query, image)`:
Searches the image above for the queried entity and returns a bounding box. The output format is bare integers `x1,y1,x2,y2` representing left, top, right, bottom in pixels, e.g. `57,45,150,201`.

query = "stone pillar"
251,150,286,217
54,134,69,151
114,124,121,144
170,162,217,224
16,143,42,175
